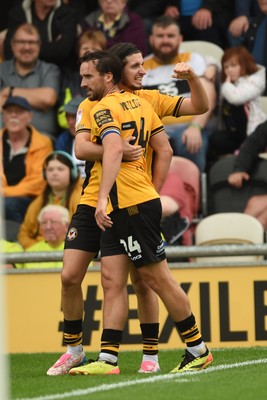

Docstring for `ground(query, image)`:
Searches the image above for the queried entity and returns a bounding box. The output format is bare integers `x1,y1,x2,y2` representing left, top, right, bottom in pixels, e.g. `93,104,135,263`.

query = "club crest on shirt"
94,109,113,127
66,227,78,241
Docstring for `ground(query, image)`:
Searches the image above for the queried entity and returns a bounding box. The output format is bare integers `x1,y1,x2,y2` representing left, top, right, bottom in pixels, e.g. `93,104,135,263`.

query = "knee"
61,268,83,288
131,276,150,296
101,267,125,294
244,197,257,215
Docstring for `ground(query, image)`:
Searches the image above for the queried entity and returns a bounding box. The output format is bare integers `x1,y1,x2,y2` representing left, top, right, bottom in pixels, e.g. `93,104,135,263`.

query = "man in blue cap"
0,95,53,227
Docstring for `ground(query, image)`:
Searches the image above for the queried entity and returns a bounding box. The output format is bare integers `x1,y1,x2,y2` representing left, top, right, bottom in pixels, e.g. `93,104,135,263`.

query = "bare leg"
61,249,96,320
47,248,96,375
160,195,179,217
130,264,161,372
101,254,130,329
137,259,191,321
244,194,267,229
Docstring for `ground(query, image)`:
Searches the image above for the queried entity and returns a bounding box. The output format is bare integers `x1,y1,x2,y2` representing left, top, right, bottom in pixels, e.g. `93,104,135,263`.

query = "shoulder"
37,60,60,74
30,128,53,147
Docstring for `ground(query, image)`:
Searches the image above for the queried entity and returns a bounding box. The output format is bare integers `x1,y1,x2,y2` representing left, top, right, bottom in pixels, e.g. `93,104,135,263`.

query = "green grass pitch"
10,347,267,400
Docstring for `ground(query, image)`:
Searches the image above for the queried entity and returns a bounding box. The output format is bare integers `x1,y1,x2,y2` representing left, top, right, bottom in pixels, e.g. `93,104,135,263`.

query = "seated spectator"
80,0,148,56
142,16,217,172
228,0,267,95
58,29,107,130
208,46,267,164
3,0,79,73
16,205,70,269
228,120,267,229
164,0,235,49
18,150,82,249
55,97,85,178
0,96,53,225
0,23,61,139
0,238,24,269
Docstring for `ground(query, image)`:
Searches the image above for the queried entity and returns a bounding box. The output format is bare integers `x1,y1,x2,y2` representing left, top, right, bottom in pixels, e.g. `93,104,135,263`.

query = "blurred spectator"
142,16,217,172
0,1,21,61
228,120,267,229
18,150,82,249
55,97,85,178
228,0,261,46
16,204,70,269
58,29,106,130
164,0,235,49
0,23,61,139
80,0,148,56
62,0,99,18
128,0,164,31
208,46,267,164
0,238,24,269
3,0,79,73
0,96,53,227
228,0,267,95
127,0,165,51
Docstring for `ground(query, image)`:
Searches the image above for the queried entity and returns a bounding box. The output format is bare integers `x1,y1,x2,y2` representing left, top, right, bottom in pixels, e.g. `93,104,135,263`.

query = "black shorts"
100,198,166,268
64,204,101,254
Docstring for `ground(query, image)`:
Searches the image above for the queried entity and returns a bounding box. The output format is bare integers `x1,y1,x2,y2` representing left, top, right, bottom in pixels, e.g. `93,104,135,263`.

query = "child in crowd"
18,151,82,249
209,46,267,162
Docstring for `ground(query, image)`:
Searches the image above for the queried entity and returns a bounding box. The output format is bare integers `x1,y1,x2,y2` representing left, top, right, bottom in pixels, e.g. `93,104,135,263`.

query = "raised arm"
172,62,209,115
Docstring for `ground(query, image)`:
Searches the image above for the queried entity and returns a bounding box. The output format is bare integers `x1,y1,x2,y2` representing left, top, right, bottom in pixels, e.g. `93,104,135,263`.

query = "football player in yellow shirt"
47,44,210,376
68,50,212,376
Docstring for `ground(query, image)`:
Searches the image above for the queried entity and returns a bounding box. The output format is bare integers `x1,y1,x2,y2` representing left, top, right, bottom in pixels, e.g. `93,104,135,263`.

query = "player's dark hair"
79,50,122,84
108,43,141,66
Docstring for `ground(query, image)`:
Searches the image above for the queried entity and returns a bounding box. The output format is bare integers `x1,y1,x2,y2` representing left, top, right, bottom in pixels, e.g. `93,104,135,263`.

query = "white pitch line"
15,358,267,400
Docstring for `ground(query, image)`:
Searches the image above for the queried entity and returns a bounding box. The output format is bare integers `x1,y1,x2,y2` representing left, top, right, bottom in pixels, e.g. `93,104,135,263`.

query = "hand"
228,172,250,188
182,125,202,153
172,62,197,80
95,198,113,231
228,16,249,37
122,136,143,161
192,9,212,30
164,6,180,19
0,87,10,108
204,65,217,83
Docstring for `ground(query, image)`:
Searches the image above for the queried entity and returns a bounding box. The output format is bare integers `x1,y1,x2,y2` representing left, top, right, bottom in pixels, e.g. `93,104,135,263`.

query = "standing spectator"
62,0,99,19
228,0,261,46
80,0,148,56
142,16,217,172
16,205,70,269
228,0,267,95
55,97,86,178
18,150,82,249
3,0,79,72
164,0,235,49
0,0,20,61
0,23,61,139
127,0,165,51
57,29,107,130
208,46,267,163
0,95,53,226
